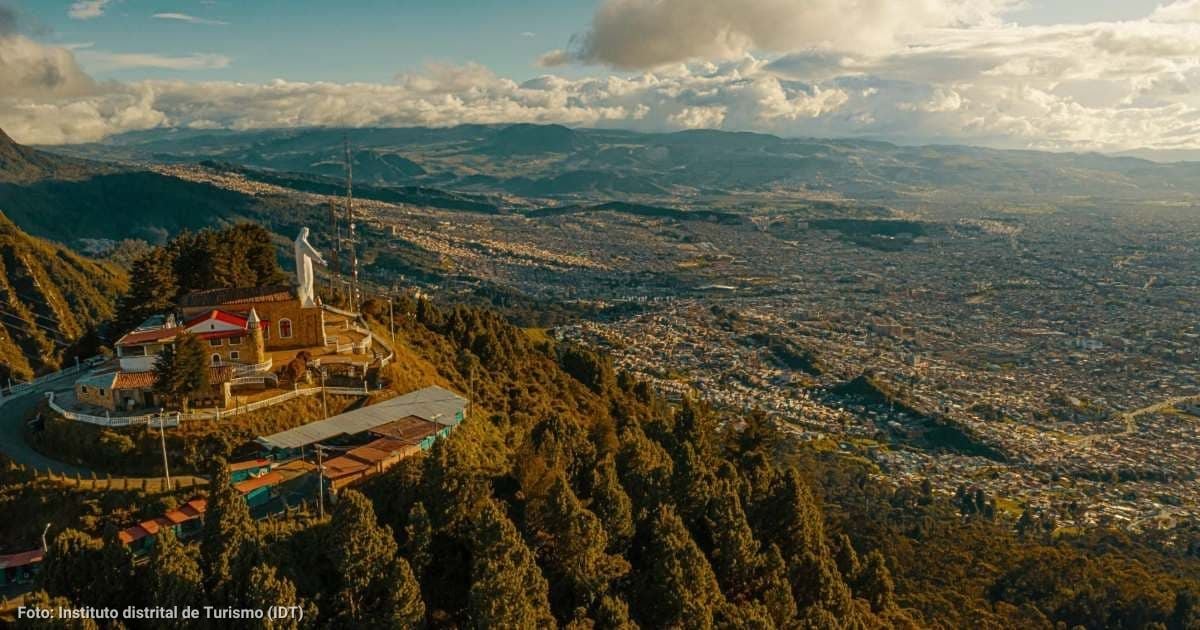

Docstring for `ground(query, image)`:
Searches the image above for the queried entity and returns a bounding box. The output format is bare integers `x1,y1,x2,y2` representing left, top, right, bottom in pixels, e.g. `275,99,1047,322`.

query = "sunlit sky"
3,0,1199,156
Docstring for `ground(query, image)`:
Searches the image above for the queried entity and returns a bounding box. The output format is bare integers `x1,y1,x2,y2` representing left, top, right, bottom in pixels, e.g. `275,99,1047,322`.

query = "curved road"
0,375,88,476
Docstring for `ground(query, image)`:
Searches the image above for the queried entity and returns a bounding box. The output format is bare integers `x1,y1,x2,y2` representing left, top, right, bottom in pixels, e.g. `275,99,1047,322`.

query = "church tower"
247,307,266,365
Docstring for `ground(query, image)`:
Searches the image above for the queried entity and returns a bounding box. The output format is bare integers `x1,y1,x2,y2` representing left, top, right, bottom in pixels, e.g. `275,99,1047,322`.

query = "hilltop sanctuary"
73,229,334,412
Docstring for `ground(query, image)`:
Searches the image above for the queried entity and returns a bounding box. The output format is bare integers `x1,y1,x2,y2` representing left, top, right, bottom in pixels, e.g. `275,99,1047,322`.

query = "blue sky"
25,0,595,82
3,0,1200,155
20,0,1165,82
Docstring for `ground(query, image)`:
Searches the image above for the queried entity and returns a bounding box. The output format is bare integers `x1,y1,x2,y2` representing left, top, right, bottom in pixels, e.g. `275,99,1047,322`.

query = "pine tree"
760,544,797,627
201,457,255,600
636,505,726,630
615,426,674,517
381,556,426,629
116,250,177,333
856,550,896,614
590,455,635,554
530,475,630,617
245,564,304,630
834,533,861,583
147,528,203,611
154,331,210,411
467,499,554,629
705,476,761,602
328,489,399,622
404,501,433,582
789,550,855,621
38,529,102,605
94,528,135,609
594,595,639,630
759,469,826,561
672,442,714,528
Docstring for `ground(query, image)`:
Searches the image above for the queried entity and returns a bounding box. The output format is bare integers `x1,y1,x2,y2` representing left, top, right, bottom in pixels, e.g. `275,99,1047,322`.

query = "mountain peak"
0,126,98,184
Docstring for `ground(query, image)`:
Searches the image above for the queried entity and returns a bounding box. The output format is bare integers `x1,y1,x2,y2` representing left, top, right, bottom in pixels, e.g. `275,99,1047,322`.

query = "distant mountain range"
45,124,1200,208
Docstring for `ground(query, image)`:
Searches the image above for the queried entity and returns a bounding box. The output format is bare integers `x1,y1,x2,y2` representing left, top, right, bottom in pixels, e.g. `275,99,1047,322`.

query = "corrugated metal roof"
255,385,466,450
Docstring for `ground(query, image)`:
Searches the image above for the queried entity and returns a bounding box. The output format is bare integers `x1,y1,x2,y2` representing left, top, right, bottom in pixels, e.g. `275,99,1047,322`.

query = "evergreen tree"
328,489,399,622
705,476,761,602
594,595,639,630
147,528,203,612
672,442,714,529
94,528,135,609
201,457,255,601
590,455,635,554
635,505,726,630
530,475,630,618
760,544,798,627
467,499,555,629
381,556,426,629
789,550,856,621
404,501,433,582
153,331,210,411
38,529,102,605
116,250,177,333
856,550,896,614
615,426,674,517
759,469,826,561
245,564,305,630
834,534,861,584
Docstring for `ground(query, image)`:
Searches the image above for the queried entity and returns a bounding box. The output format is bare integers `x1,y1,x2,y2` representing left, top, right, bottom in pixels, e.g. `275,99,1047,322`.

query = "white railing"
46,382,372,428
230,373,279,387
322,305,360,318
2,357,101,401
230,358,273,377
45,392,179,427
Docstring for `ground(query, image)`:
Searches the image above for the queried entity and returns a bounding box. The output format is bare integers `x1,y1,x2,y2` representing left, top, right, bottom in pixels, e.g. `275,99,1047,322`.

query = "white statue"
293,227,326,307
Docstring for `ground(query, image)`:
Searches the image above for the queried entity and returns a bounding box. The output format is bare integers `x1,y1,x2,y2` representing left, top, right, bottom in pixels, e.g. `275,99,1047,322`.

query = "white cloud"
75,50,231,71
564,0,1020,69
68,0,111,20
7,1,1200,156
152,12,229,26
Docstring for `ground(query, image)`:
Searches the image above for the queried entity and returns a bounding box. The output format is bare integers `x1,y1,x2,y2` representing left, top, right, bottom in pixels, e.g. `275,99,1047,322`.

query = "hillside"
15,293,1200,629
0,212,126,380
0,128,256,244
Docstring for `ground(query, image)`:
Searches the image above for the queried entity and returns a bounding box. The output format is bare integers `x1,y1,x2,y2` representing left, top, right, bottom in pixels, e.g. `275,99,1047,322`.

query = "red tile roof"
113,371,157,389
0,549,44,569
230,458,271,472
185,309,251,329
117,326,181,347
112,366,232,391
233,471,283,494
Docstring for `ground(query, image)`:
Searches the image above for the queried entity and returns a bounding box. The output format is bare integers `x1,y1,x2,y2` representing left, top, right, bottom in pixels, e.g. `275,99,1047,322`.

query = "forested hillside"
23,296,1200,629
0,212,126,381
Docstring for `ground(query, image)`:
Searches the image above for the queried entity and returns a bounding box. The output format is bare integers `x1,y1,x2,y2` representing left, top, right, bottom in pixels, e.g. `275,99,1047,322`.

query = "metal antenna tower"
343,136,360,311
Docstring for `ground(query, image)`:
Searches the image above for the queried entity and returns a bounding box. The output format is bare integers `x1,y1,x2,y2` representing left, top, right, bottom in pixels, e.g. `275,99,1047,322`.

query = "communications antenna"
343,136,361,311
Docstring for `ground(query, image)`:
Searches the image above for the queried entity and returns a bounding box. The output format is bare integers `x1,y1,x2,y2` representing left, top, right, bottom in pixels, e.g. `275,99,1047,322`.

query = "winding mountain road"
0,373,87,476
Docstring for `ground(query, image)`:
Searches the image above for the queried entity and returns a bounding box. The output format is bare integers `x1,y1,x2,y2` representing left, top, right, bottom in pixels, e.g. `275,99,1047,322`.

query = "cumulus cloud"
562,0,1019,69
68,0,110,20
152,13,229,26
6,1,1200,156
